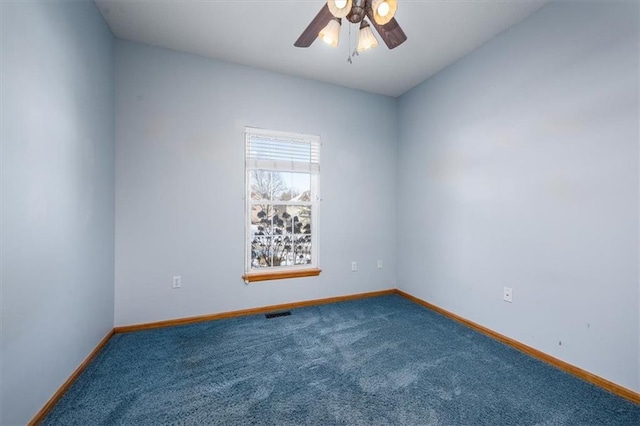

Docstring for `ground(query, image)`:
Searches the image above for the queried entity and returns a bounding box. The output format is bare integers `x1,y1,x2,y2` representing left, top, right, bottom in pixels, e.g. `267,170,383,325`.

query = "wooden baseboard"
395,289,640,405
28,329,115,425
114,289,396,333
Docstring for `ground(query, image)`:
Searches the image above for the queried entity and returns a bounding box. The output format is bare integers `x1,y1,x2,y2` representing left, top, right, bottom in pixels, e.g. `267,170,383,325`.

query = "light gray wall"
0,1,115,424
398,1,639,392
114,41,397,326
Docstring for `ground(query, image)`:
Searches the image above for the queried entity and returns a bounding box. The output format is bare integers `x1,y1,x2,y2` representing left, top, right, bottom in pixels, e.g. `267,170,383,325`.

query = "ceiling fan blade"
295,4,334,48
366,9,407,49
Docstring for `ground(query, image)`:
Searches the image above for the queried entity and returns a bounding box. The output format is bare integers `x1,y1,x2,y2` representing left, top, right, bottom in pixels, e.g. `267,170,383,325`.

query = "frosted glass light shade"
371,0,397,25
319,18,341,47
357,21,378,52
327,0,352,18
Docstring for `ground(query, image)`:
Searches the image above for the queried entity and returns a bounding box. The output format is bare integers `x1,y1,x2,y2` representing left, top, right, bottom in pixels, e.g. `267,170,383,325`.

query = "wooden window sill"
242,268,322,283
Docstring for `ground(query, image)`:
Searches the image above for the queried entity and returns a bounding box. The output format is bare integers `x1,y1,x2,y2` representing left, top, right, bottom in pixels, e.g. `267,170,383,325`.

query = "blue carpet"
43,295,640,425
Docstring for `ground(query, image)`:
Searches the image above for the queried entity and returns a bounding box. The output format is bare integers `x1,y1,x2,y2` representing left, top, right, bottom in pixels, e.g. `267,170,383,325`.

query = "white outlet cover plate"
503,287,512,302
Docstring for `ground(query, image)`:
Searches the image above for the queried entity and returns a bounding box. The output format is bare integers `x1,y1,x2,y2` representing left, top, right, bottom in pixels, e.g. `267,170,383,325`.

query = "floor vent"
265,311,291,319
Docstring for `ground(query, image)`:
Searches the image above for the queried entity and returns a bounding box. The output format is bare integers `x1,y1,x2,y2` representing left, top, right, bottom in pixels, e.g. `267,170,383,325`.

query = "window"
243,127,321,282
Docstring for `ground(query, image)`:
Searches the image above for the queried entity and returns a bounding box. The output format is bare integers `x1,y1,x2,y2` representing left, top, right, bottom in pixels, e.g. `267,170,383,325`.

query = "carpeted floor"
43,295,640,425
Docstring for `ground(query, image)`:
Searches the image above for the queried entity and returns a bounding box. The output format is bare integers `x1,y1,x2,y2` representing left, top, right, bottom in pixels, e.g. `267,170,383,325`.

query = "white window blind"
245,127,320,174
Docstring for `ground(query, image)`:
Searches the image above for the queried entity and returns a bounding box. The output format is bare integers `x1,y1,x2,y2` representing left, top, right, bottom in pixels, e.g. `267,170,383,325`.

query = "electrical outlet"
503,287,512,303
173,276,181,289
351,261,357,272
377,259,383,269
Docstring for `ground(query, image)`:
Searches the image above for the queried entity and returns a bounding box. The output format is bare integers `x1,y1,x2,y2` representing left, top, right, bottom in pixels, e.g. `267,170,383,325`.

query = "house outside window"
243,127,321,283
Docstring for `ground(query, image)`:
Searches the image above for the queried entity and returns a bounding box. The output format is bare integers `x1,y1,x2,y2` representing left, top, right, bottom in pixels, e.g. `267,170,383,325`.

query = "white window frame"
243,127,321,281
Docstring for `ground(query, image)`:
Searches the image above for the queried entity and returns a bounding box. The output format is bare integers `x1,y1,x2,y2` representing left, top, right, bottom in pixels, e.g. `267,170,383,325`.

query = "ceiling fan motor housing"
347,0,368,24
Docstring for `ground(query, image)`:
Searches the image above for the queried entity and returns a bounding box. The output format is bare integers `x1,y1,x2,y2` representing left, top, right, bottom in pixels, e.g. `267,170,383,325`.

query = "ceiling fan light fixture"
327,0,352,18
319,18,342,47
371,0,397,25
357,19,378,52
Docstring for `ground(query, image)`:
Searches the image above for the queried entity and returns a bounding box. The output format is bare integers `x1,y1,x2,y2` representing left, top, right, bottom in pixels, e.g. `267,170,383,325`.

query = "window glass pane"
271,205,293,236
251,236,272,268
292,208,311,235
275,172,311,201
272,234,294,266
250,170,284,201
293,235,312,265
251,204,273,235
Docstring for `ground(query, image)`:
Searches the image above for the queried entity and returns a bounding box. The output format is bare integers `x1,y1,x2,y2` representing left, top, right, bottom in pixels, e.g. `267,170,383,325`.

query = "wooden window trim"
242,268,321,283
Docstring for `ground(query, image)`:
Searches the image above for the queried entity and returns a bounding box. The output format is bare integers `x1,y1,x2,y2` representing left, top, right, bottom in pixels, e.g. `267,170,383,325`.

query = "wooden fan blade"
294,4,334,48
366,9,407,49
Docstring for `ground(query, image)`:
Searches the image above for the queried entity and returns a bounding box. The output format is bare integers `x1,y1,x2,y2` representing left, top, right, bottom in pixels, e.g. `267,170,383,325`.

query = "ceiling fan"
295,0,407,52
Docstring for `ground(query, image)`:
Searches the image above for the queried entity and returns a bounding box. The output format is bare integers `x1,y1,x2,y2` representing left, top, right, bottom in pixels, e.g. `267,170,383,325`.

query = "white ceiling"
95,0,550,97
